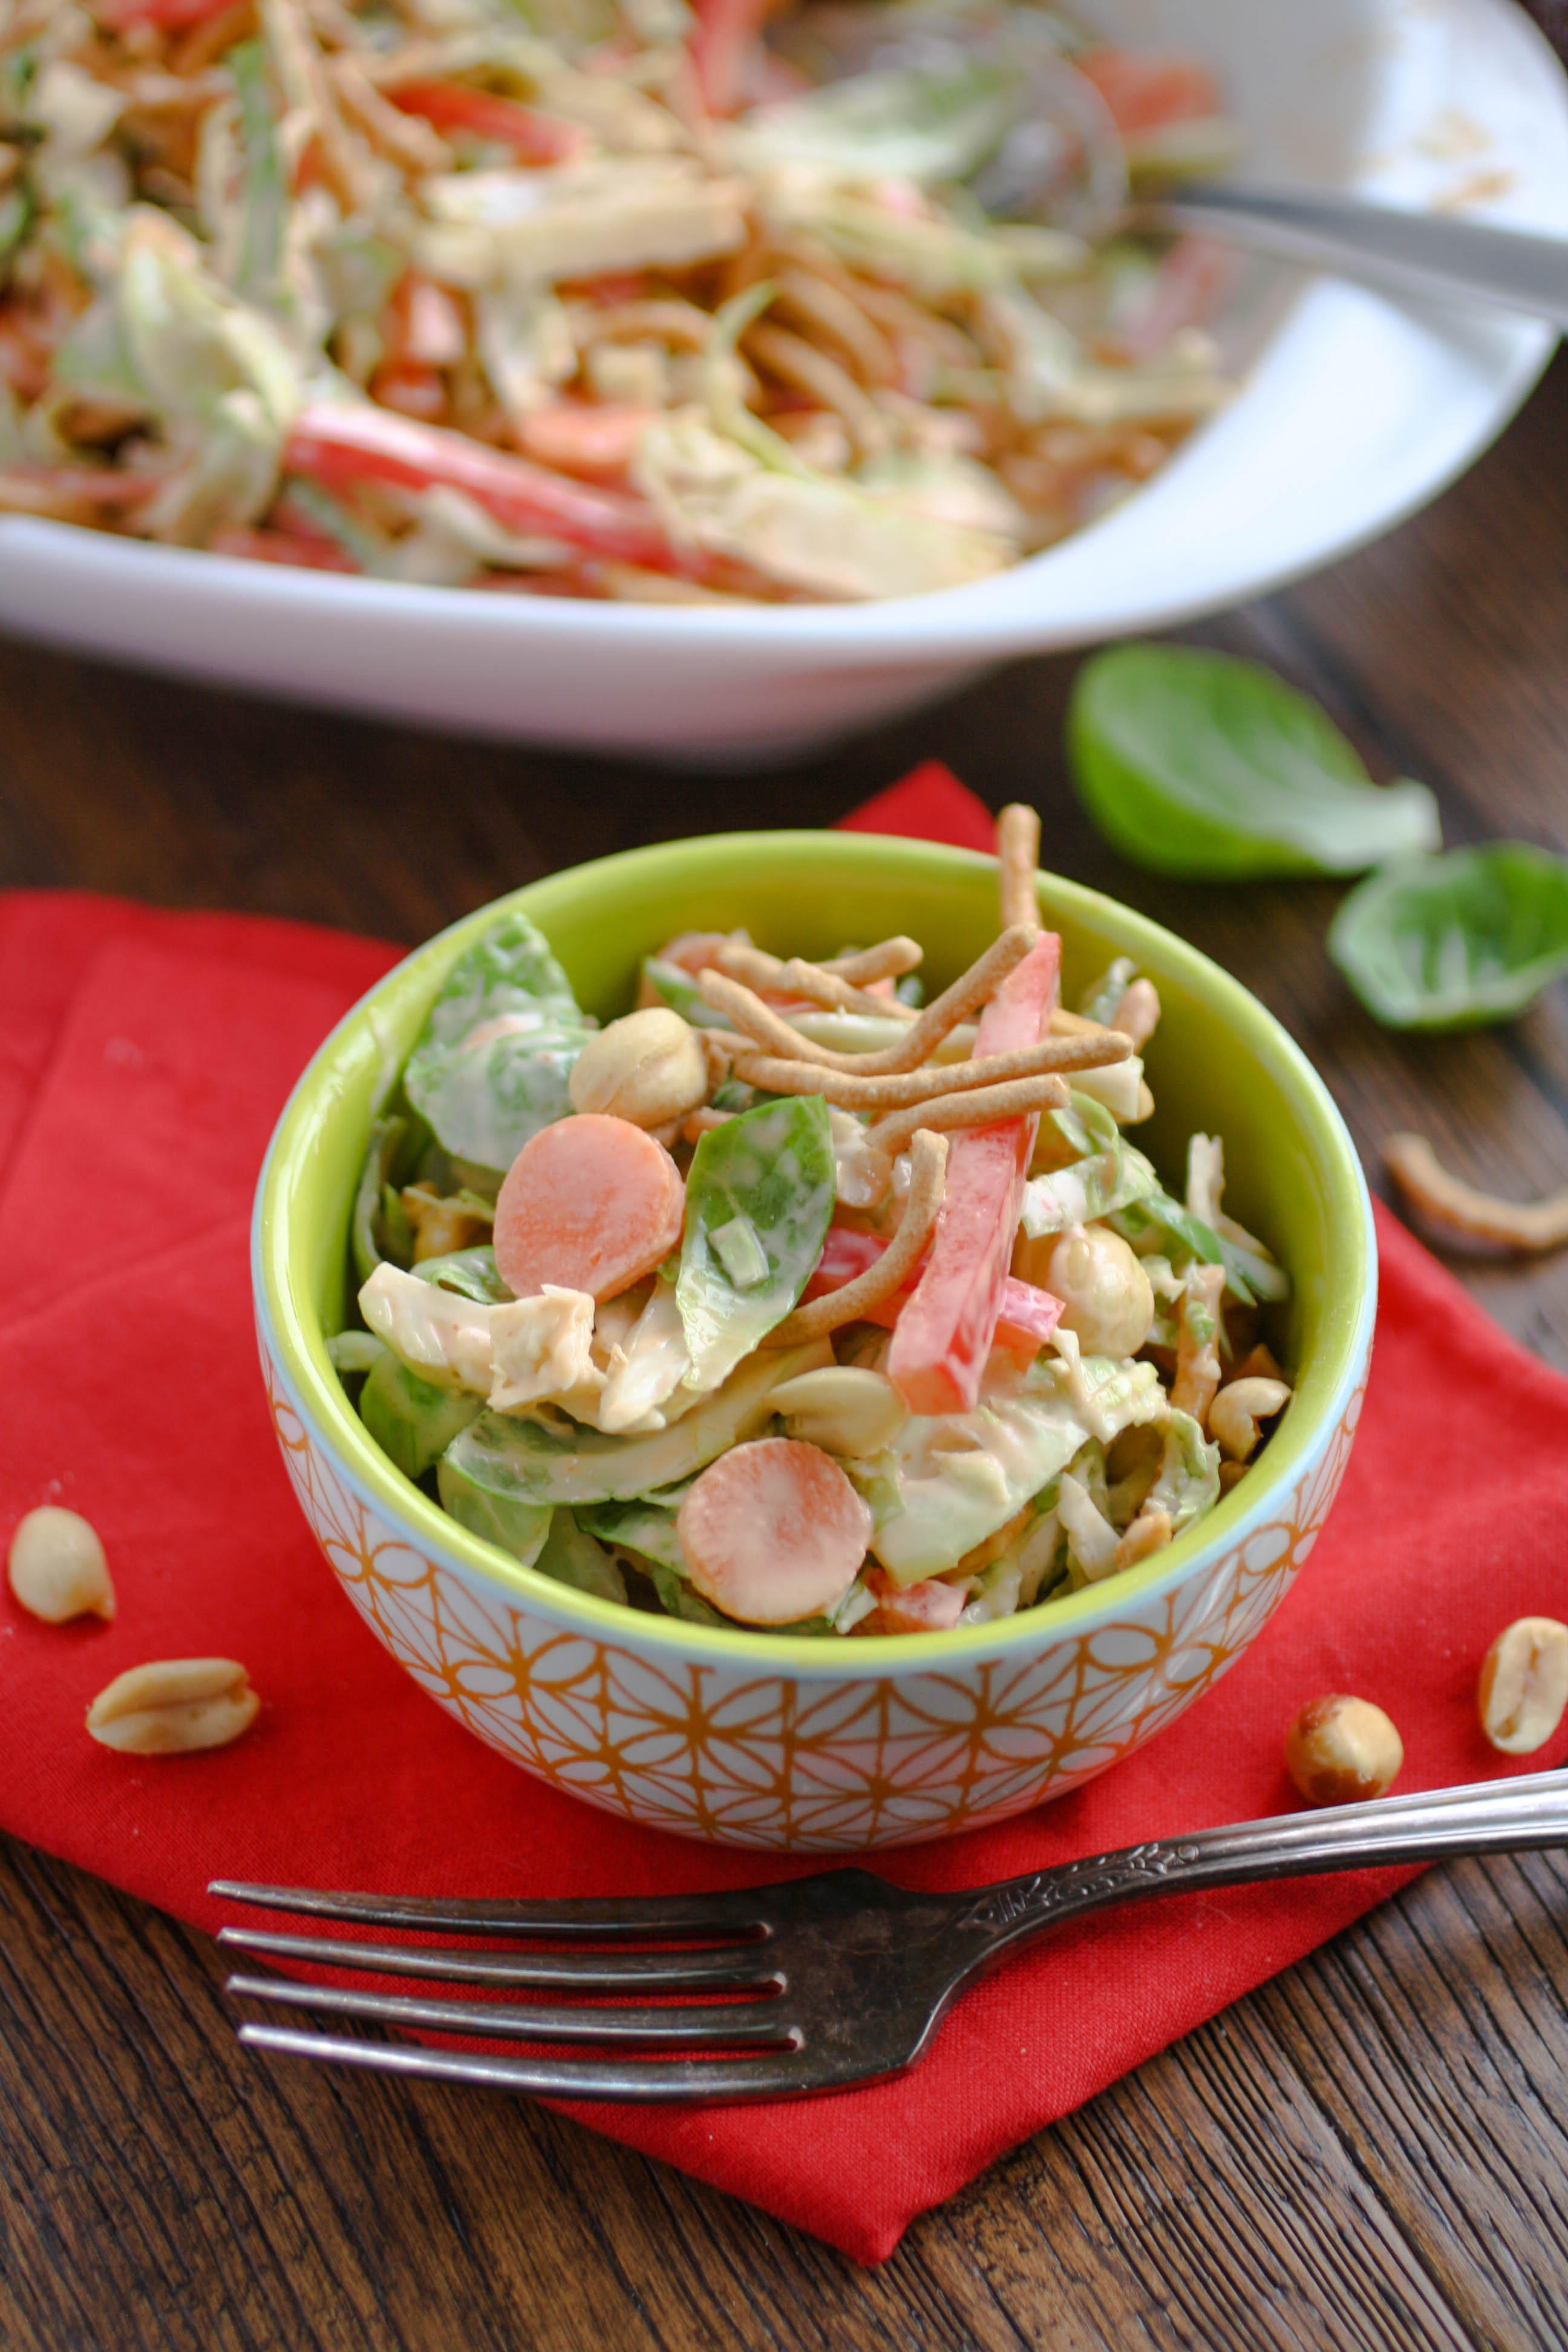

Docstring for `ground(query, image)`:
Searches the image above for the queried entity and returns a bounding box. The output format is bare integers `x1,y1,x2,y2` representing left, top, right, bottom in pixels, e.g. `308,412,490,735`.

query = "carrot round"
677,1440,871,1624
493,1114,685,1302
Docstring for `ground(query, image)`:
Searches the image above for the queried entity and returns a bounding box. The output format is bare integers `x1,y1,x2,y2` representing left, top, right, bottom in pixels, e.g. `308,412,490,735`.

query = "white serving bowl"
3,0,1564,760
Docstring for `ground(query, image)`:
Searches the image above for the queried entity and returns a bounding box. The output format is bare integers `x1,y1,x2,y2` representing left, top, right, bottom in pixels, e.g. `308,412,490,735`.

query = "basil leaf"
676,1095,837,1391
1327,844,1568,1030
1068,644,1442,879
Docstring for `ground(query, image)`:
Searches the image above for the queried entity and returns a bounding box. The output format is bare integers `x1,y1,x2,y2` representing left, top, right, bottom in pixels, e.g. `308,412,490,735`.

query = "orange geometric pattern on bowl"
263,1340,1364,1852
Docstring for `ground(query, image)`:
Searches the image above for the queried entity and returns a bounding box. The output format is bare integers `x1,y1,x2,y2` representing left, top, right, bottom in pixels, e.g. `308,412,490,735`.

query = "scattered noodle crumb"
1384,1132,1568,1255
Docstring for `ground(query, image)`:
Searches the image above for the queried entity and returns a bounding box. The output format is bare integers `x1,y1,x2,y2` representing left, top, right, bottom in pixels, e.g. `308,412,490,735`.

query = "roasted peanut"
1477,1617,1568,1754
1285,1694,1403,1807
1113,1508,1173,1570
568,1008,708,1129
7,1507,116,1624
1209,1377,1292,1463
86,1659,259,1756
1045,1227,1155,1358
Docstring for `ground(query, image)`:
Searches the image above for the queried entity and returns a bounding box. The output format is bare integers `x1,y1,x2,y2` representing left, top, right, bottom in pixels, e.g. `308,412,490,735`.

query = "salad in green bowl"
330,808,1293,1638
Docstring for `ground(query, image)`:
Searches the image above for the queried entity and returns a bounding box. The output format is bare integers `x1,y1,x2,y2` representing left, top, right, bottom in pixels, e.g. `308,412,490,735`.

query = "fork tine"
237,2025,818,2102
217,1926,782,1994
225,1972,795,2047
208,1880,773,1939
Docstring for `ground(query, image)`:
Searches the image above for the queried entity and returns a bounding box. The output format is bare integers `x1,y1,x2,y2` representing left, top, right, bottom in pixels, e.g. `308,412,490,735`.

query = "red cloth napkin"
3,773,1567,2268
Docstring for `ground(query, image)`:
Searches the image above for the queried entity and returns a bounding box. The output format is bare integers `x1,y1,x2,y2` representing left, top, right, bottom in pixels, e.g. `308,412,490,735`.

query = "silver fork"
214,1771,1568,2104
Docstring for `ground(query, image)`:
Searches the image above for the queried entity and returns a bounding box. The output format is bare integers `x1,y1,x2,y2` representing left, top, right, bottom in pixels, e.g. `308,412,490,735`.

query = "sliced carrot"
857,1566,967,1635
493,1114,685,1302
1073,48,1223,137
678,1439,872,1624
887,935,1061,1417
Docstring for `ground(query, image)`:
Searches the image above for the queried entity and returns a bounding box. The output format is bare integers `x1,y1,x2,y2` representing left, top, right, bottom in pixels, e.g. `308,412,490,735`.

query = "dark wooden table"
4,333,1568,2348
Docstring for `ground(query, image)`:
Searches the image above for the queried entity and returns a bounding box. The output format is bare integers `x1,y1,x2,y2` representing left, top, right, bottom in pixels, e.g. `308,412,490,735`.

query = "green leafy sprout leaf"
1067,643,1443,880
1327,843,1568,1030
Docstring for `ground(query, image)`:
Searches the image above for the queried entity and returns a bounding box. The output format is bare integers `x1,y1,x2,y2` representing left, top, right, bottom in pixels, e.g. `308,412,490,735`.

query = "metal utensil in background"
1137,181,1568,330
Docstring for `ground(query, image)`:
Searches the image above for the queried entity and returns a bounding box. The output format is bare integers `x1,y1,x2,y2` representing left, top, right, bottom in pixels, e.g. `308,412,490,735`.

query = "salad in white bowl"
1,0,1561,753
0,0,1237,601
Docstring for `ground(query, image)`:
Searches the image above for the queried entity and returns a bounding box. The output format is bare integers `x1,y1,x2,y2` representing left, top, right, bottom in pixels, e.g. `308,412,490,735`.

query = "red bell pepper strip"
387,83,581,168
803,1229,1063,1359
283,402,676,568
887,935,1062,1416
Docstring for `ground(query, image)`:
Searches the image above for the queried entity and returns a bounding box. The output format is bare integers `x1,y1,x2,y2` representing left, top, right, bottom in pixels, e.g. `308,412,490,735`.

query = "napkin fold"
2,771,1566,2267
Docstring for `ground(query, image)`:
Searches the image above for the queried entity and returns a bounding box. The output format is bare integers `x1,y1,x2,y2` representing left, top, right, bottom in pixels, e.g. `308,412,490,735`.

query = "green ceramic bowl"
254,832,1375,1850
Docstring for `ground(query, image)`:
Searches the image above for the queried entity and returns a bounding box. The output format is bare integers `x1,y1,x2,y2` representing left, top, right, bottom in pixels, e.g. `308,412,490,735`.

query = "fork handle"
953,1772,1568,1957
1145,183,1568,330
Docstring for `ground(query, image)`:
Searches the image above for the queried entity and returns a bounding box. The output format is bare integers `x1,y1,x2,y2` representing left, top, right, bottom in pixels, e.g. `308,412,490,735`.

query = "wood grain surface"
2,344,1567,2348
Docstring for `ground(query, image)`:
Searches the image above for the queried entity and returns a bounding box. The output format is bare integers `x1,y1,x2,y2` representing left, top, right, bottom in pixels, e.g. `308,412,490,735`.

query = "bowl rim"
254,830,1376,1674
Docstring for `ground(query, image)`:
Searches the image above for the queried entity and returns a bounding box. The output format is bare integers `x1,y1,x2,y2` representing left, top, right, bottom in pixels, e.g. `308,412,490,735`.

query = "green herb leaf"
1327,844,1568,1029
676,1095,837,1391
1068,644,1442,879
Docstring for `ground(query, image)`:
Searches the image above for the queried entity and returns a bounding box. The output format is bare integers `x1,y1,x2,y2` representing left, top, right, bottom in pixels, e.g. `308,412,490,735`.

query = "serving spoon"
1135,181,1568,332
760,5,1568,329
